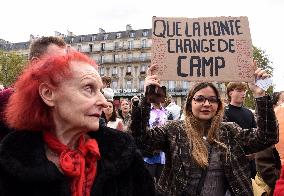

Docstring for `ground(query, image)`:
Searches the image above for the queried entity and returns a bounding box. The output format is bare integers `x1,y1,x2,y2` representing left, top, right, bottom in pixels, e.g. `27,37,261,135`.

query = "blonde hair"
183,82,226,168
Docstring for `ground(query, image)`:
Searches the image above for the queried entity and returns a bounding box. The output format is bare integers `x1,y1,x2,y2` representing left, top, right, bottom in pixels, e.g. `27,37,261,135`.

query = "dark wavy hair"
102,100,117,122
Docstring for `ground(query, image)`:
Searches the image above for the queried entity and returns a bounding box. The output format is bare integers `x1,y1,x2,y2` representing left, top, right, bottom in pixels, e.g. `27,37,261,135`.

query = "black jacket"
0,126,155,196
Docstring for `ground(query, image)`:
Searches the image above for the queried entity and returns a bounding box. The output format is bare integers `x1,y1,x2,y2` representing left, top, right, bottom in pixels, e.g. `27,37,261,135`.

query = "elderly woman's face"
191,86,219,121
52,61,107,131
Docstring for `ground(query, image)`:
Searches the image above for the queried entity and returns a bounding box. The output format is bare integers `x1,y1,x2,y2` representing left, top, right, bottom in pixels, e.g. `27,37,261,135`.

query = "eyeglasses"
193,95,220,104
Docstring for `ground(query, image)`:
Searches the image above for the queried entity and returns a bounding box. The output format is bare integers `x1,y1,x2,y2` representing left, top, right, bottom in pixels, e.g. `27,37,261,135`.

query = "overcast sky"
1,0,283,90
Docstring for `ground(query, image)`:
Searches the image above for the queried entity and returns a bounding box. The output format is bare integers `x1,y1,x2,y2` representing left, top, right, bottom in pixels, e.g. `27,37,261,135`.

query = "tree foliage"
244,46,273,109
0,50,27,87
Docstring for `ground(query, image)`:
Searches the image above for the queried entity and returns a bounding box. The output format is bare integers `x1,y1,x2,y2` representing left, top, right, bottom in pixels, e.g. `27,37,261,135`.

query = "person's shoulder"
163,120,185,133
0,131,41,149
89,126,136,150
220,121,241,130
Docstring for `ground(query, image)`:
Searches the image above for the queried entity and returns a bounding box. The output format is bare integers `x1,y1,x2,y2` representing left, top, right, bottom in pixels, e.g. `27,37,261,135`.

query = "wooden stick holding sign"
151,16,254,82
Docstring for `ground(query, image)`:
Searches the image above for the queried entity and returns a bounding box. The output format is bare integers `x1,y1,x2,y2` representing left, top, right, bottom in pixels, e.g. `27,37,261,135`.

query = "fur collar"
0,126,136,183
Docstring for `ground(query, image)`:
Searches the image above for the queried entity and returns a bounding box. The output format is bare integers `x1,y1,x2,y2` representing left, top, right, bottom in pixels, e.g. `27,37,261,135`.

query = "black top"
0,127,155,196
224,104,257,129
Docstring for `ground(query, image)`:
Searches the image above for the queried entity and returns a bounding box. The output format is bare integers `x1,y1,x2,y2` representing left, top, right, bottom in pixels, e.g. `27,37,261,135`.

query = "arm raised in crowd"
130,64,169,155
227,67,278,154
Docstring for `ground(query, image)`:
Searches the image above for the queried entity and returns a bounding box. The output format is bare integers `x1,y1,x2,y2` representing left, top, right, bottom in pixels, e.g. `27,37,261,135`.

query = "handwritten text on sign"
151,16,254,82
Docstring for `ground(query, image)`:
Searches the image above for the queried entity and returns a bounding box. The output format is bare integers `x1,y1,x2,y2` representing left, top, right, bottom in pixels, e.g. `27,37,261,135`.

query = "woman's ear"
38,83,55,107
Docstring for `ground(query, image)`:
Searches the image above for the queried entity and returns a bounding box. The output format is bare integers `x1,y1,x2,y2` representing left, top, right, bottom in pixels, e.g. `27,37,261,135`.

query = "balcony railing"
80,43,151,53
97,56,151,64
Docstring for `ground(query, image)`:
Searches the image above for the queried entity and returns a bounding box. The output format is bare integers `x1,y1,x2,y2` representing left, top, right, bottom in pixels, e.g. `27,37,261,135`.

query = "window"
112,67,118,75
128,40,133,49
142,30,148,37
127,53,133,62
100,55,104,64
168,81,175,91
141,39,147,48
101,43,105,51
77,45,82,52
89,44,93,52
139,79,144,91
70,38,74,43
126,80,132,89
182,81,189,90
111,80,118,89
114,54,119,63
129,32,135,38
127,65,132,73
140,52,146,61
99,67,105,75
91,35,96,41
114,42,119,49
104,34,108,40
80,36,84,42
116,33,121,39
140,64,146,73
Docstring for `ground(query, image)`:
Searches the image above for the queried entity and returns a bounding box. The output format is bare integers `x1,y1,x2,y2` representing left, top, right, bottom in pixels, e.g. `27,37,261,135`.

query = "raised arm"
130,64,169,154
229,67,278,154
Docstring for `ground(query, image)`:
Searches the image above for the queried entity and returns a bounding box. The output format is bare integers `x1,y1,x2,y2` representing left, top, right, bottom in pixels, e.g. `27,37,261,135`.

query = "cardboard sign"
151,16,254,82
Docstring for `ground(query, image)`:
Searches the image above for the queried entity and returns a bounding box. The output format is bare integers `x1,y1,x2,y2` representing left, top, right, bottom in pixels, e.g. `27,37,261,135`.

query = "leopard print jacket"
130,96,278,196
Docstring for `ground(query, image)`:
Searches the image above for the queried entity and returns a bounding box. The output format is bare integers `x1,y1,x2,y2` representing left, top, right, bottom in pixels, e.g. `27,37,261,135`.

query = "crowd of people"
0,36,283,196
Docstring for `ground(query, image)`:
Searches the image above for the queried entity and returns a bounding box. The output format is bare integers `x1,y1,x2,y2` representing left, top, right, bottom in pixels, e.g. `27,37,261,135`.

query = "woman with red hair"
0,51,154,196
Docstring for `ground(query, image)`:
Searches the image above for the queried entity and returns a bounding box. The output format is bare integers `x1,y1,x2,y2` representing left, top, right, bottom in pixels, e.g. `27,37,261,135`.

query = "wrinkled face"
229,88,246,105
52,61,107,132
103,101,114,117
191,86,219,121
121,100,130,113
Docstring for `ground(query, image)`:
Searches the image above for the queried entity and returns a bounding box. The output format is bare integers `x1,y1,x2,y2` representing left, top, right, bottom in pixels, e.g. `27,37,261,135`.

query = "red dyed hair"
5,51,97,131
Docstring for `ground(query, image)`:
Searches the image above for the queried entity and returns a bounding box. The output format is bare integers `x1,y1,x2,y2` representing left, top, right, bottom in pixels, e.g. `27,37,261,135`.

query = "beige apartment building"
0,25,226,107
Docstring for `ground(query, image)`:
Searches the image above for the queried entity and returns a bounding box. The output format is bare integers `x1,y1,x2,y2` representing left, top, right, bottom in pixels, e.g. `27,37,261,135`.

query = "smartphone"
145,85,166,104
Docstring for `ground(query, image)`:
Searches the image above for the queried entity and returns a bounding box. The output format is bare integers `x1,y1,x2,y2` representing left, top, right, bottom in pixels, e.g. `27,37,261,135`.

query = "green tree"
0,50,27,87
244,46,273,109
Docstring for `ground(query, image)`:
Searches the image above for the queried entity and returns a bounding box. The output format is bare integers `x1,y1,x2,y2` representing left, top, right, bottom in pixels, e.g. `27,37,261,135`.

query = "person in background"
0,51,155,195
131,96,140,108
224,82,257,178
102,100,124,131
143,88,168,182
273,91,284,196
0,36,67,141
166,95,181,120
101,76,114,101
251,91,283,196
273,91,284,164
130,63,277,196
117,99,131,131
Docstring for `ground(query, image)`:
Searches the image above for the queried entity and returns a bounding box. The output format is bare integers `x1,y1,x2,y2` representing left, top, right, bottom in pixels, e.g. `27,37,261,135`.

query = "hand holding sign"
248,62,270,98
255,77,272,91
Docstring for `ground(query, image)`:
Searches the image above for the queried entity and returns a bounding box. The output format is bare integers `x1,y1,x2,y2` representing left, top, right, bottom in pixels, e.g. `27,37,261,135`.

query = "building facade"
0,25,226,107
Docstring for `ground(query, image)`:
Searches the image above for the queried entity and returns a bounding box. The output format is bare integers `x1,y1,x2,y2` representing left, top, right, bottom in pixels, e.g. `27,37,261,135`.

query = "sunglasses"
193,95,220,104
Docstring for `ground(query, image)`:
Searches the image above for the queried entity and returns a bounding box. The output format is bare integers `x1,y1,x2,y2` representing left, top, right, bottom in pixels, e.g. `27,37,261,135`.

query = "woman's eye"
84,85,94,93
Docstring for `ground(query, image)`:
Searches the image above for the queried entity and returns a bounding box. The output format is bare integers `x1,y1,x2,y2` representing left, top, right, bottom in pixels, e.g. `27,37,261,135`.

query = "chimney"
126,24,132,31
99,28,106,34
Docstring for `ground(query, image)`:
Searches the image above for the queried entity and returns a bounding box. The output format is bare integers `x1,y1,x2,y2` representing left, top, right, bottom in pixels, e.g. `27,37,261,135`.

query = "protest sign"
151,16,254,82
